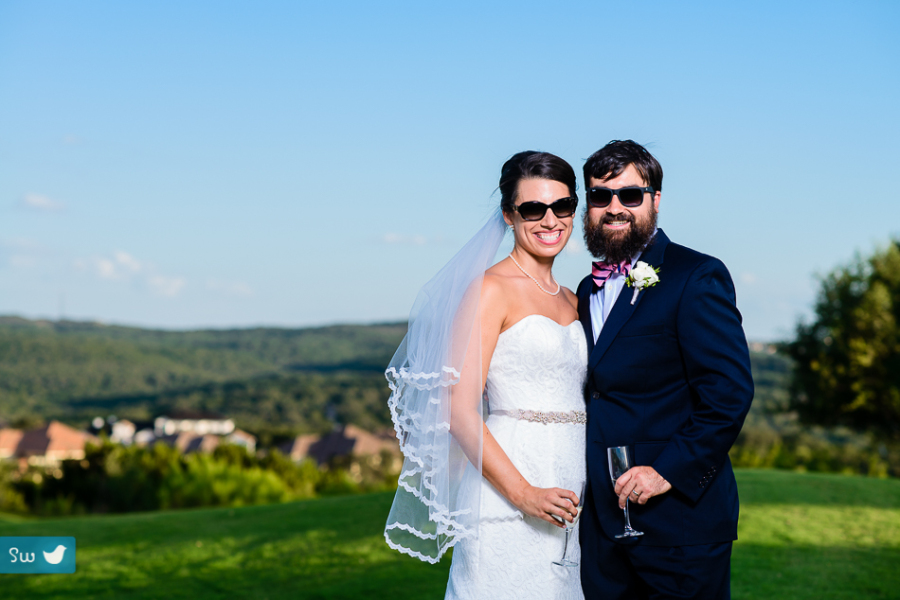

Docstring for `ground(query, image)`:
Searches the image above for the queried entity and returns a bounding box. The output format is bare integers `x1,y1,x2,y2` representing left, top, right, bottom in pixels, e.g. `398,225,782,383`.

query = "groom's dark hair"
498,151,577,215
583,140,663,192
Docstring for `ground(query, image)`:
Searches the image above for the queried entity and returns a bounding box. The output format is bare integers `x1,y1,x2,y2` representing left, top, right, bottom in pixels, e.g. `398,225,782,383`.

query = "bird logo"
43,545,67,565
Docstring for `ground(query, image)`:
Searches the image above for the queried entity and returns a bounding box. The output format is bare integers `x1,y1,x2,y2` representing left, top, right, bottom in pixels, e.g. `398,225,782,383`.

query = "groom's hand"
615,467,672,508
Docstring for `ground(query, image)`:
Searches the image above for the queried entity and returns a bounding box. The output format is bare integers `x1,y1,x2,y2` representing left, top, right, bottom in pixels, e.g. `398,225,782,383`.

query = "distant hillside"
1,316,793,445
0,316,406,371
0,317,406,433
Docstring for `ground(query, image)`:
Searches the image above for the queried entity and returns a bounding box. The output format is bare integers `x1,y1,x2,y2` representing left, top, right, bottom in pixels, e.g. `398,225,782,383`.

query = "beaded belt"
492,409,586,425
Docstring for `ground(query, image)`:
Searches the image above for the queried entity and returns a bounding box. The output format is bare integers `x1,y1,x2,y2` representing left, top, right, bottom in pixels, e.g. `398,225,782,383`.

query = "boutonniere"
626,261,660,305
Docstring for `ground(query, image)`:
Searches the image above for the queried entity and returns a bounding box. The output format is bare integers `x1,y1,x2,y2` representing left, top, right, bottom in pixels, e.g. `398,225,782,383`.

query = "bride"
384,151,587,599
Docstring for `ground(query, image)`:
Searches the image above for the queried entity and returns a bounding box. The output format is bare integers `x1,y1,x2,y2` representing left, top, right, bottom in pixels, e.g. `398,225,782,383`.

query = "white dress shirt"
589,229,657,343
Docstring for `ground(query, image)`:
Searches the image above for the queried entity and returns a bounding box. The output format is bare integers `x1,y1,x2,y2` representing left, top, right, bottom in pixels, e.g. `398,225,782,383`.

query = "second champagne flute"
552,479,585,568
607,446,644,538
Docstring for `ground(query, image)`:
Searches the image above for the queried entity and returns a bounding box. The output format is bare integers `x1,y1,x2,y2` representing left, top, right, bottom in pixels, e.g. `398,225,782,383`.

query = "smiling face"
504,178,574,260
583,163,660,263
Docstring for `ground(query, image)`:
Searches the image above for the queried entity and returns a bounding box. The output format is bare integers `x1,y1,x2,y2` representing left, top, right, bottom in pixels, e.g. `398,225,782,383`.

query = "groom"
577,140,754,599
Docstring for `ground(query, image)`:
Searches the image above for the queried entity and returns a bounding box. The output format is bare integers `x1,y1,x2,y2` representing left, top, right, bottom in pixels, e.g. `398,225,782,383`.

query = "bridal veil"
384,210,507,563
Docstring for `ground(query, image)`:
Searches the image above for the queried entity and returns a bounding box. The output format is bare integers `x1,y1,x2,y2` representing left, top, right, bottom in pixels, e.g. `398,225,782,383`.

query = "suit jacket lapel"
577,278,595,355
588,229,670,372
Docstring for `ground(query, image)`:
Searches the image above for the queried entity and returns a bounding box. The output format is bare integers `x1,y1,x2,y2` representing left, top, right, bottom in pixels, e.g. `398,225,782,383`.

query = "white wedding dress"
445,314,588,600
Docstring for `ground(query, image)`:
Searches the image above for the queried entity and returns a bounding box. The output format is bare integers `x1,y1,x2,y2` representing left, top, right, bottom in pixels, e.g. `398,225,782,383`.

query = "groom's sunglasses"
587,186,654,209
512,197,578,221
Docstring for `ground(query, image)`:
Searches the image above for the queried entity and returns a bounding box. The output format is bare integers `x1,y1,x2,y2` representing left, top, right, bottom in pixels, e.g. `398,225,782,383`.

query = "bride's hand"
515,485,580,528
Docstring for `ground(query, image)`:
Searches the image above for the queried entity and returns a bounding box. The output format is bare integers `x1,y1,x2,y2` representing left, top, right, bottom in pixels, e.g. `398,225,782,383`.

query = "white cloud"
113,251,142,274
75,250,186,298
20,193,65,212
95,258,117,279
148,275,186,298
92,251,143,280
206,279,254,298
564,239,586,256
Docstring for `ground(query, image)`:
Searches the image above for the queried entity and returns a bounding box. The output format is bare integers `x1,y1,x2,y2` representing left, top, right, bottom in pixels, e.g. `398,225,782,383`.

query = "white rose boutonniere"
626,261,660,305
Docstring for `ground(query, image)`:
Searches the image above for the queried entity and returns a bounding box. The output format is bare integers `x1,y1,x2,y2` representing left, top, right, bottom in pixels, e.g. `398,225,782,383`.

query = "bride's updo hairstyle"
499,151,578,215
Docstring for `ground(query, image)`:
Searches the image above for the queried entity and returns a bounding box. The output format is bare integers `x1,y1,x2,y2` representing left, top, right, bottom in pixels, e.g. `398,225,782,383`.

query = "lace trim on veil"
383,366,477,564
383,212,507,563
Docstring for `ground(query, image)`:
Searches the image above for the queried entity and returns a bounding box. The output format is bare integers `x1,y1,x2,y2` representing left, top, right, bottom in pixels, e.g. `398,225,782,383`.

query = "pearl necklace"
509,254,561,296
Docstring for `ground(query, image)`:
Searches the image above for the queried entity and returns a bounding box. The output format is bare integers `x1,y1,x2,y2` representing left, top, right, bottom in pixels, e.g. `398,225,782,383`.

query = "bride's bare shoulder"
483,260,523,293
561,286,578,309
481,260,522,316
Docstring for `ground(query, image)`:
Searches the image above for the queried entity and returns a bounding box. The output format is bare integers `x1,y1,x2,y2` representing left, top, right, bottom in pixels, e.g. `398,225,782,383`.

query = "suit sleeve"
651,257,754,504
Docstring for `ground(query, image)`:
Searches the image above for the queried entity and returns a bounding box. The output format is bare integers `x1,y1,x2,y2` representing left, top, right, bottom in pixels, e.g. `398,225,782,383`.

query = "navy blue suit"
577,230,754,598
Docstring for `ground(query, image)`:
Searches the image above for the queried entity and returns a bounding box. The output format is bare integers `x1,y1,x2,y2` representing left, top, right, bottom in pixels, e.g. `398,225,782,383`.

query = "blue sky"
1,1,898,340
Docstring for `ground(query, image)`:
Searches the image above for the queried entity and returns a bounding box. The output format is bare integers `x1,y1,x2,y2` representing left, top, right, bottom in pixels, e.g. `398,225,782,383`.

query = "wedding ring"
632,490,641,496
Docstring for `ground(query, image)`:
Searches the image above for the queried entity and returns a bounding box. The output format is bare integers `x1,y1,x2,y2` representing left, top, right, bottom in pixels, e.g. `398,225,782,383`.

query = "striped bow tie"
591,260,631,289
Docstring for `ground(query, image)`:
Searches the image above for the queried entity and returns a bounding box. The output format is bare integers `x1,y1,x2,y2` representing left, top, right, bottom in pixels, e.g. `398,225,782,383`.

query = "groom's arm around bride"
577,140,754,599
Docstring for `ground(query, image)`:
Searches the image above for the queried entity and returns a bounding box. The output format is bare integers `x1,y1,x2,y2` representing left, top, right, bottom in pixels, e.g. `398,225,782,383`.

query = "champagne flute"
607,446,644,538
552,479,585,568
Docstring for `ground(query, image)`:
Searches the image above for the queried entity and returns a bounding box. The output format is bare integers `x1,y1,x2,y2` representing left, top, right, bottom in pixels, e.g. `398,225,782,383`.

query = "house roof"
228,429,256,443
184,434,220,453
343,425,400,456
284,425,400,465
156,431,222,453
13,421,98,456
0,429,24,454
280,434,317,460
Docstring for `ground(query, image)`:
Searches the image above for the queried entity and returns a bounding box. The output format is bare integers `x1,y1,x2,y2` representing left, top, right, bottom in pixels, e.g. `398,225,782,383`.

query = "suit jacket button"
591,392,600,399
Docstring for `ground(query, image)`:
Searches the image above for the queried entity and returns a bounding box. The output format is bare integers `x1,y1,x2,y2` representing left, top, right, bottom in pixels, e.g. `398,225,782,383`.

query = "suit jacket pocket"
634,440,669,466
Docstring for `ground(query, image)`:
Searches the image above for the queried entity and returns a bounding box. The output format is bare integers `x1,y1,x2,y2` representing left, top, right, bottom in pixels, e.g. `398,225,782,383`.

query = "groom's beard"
583,208,658,264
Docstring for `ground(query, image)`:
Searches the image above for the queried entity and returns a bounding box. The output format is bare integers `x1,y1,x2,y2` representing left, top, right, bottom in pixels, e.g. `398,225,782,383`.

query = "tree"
788,239,900,445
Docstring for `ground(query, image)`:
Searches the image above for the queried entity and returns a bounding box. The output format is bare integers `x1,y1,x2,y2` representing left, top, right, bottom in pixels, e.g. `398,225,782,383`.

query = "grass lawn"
0,469,897,599
732,470,900,599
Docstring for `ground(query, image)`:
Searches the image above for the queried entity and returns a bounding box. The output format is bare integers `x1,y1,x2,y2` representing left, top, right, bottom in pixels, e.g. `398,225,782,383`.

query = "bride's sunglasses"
587,186,654,208
512,197,578,221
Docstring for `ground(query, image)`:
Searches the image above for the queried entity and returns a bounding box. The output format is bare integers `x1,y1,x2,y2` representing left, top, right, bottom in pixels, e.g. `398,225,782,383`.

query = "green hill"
0,317,788,433
2,316,891,474
0,317,406,434
0,469,897,599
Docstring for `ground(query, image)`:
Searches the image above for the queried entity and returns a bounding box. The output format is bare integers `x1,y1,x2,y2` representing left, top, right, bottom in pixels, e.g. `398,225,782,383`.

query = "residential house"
226,429,257,453
157,432,221,454
281,424,400,469
0,421,99,466
154,410,235,437
0,428,24,460
110,419,137,445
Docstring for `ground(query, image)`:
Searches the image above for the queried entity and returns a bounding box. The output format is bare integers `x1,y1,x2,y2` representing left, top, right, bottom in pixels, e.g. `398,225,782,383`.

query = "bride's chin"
520,245,567,261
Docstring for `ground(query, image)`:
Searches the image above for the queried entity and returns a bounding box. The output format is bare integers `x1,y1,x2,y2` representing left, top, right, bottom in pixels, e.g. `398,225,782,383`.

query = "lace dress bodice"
487,314,588,413
446,315,588,600
478,315,588,521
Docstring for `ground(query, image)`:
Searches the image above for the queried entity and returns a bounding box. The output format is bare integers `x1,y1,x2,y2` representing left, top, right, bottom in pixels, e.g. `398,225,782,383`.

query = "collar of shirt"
591,227,658,291
589,228,658,342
